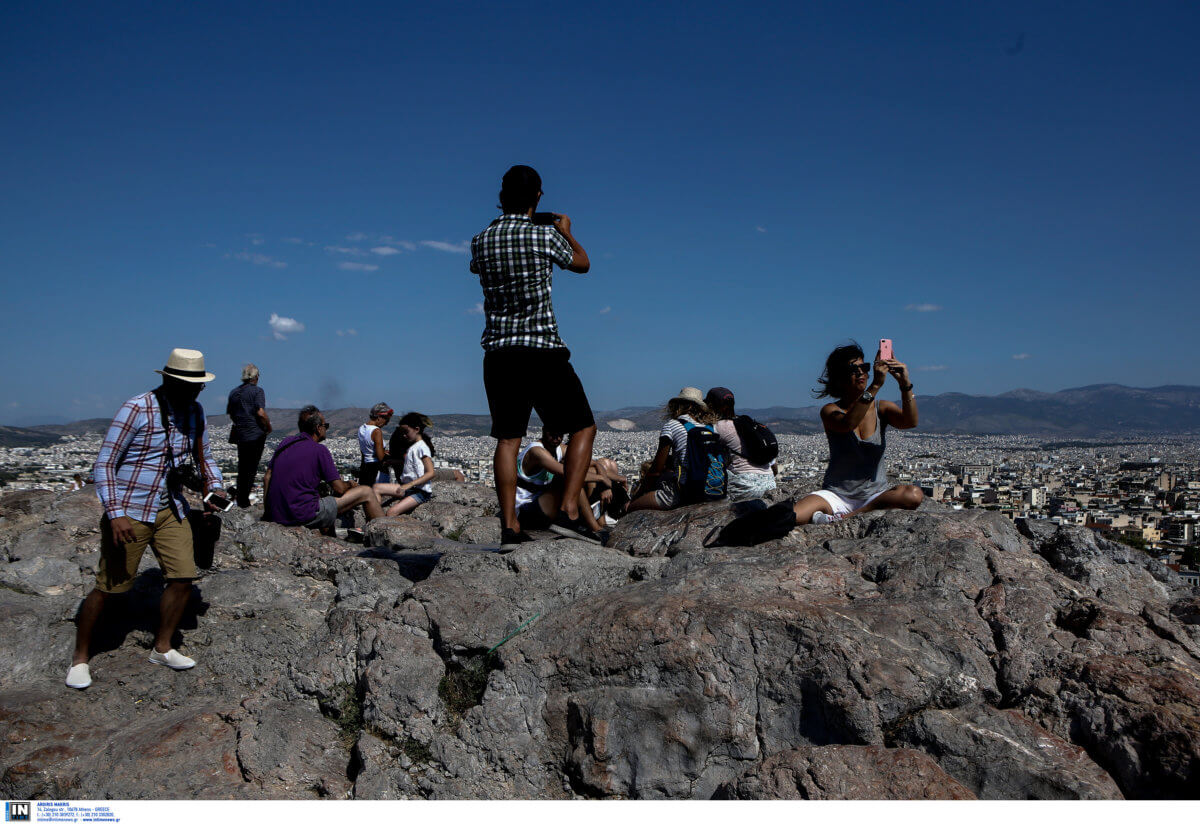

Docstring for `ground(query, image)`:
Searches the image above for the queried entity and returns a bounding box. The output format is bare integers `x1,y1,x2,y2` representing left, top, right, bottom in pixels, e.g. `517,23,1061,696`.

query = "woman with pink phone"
790,339,922,524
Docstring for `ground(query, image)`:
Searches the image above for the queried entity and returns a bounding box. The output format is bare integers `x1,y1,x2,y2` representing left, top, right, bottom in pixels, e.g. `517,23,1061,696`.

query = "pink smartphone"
879,339,894,361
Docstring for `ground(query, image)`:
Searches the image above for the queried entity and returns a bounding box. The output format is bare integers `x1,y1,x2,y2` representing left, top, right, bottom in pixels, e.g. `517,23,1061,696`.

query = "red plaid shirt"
93,391,224,522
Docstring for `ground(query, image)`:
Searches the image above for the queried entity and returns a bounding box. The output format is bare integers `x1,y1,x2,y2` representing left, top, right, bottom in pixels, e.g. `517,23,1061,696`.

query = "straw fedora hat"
670,387,707,408
155,348,215,383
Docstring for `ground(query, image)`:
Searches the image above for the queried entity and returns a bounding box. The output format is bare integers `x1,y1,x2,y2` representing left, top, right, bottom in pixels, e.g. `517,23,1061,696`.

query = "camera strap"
153,388,208,519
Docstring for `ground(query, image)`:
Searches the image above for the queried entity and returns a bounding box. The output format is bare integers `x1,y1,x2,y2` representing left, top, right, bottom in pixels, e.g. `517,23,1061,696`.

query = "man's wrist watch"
860,390,875,404
900,382,914,392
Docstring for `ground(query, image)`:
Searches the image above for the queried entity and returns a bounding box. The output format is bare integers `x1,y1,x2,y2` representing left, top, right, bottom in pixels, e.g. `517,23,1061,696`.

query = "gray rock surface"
1,485,1197,799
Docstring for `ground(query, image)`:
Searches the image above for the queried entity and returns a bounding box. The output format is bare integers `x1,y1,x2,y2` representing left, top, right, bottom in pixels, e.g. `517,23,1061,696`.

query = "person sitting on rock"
792,341,923,524
356,402,393,486
627,387,725,512
513,427,610,543
67,348,228,690
262,405,382,529
381,412,437,517
705,386,778,502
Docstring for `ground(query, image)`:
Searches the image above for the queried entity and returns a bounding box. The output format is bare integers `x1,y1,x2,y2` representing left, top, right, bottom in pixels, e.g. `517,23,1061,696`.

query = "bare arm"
262,468,271,498
823,359,888,434
256,407,272,435
646,439,673,477
880,360,918,429
554,214,590,273
400,456,436,492
331,479,354,496
371,428,387,461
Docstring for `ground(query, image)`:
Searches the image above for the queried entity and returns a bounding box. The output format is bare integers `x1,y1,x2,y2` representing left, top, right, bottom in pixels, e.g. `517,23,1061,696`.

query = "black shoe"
500,527,536,548
549,512,605,546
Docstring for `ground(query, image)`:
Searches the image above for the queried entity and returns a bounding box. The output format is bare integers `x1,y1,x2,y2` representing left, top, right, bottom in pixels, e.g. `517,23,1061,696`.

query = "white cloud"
232,252,286,269
467,303,484,315
905,303,942,312
336,328,358,337
268,313,305,341
325,245,366,256
756,226,767,233
380,238,417,251
421,240,469,254
246,233,265,246
919,365,948,372
1012,353,1032,360
338,262,379,272
7,401,18,408
282,237,306,245
346,232,368,241
599,306,611,314
371,246,401,256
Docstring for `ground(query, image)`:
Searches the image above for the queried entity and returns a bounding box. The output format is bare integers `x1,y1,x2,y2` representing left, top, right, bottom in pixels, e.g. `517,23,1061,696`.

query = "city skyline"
3,3,1199,424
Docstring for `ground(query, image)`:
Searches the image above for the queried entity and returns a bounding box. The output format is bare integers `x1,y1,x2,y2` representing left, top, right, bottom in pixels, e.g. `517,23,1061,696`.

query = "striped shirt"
470,213,576,351
93,391,224,522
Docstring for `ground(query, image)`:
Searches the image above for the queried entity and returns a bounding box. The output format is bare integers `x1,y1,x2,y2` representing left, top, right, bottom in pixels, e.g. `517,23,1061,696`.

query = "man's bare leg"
154,581,193,654
559,425,596,520
494,437,522,531
72,588,108,665
337,486,383,520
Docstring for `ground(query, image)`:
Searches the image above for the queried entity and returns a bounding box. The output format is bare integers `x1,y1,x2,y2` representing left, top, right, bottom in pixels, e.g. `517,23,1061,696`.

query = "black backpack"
677,419,729,503
732,415,778,465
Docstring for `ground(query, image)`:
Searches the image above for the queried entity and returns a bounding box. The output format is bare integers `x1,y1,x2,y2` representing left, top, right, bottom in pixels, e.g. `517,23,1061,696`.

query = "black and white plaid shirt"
470,213,575,351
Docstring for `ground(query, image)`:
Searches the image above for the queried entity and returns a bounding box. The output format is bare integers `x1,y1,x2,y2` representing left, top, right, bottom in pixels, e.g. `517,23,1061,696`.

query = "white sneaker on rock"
812,512,845,525
65,663,91,689
149,649,196,670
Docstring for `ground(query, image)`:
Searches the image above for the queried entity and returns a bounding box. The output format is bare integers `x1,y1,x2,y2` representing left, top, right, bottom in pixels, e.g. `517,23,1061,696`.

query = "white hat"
670,387,707,408
155,348,215,383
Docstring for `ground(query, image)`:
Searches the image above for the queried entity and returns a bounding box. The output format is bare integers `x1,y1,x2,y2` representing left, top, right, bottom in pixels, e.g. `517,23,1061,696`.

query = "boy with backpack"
706,386,779,501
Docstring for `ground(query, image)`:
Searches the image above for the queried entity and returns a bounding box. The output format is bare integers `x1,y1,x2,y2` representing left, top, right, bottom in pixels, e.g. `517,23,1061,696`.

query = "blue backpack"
677,419,729,503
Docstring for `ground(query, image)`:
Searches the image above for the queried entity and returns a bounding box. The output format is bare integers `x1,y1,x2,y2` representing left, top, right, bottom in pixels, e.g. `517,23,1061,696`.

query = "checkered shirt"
470,213,576,351
93,391,224,522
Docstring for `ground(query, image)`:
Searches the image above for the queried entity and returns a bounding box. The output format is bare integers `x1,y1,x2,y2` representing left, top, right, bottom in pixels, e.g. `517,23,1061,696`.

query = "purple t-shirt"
264,434,340,525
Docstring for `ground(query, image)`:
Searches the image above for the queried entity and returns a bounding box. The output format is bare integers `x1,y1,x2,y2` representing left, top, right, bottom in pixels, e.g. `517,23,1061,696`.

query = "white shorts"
811,488,886,517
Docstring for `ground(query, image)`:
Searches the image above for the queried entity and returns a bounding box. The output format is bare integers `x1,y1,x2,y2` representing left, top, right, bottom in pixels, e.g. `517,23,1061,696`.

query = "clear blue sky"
2,2,1197,424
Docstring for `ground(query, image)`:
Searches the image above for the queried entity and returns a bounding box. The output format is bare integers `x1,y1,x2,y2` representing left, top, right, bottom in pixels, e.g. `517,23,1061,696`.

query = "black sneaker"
500,527,536,548
549,512,605,546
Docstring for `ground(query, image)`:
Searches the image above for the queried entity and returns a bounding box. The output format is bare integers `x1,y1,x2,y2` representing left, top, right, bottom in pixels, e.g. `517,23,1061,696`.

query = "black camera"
167,464,204,493
531,212,559,226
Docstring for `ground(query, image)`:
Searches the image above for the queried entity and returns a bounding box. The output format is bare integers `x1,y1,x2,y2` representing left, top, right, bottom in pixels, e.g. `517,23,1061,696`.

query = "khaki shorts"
96,507,196,593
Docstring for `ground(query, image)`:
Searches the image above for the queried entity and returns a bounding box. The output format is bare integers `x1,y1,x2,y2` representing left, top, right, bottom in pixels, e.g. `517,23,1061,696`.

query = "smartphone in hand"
204,491,235,512
879,338,894,361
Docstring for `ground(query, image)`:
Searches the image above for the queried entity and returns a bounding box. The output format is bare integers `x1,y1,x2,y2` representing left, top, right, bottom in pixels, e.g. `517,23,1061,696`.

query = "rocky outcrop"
0,485,1197,799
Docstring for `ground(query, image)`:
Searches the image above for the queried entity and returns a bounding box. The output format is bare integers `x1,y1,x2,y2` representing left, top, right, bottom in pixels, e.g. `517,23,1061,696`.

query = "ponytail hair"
398,411,436,457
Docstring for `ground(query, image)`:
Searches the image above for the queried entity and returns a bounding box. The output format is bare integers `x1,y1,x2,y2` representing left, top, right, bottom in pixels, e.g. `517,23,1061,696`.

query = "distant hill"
0,425,63,448
14,385,1200,439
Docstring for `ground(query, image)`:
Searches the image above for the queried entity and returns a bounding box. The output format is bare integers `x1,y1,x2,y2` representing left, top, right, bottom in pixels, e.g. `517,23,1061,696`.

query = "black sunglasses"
847,363,871,375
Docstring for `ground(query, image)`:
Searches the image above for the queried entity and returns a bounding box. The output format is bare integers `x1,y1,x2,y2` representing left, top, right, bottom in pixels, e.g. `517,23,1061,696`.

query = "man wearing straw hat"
66,348,226,690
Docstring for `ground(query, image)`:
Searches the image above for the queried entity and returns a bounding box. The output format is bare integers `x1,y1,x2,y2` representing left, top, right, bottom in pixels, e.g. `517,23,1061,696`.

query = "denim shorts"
403,488,432,505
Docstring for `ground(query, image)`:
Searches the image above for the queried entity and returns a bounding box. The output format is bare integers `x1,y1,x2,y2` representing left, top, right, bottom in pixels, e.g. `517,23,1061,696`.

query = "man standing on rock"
262,405,383,529
470,164,603,547
67,348,227,690
226,363,272,508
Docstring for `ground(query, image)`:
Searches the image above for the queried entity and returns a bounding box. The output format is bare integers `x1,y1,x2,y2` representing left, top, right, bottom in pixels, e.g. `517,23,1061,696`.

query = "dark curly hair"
813,341,865,399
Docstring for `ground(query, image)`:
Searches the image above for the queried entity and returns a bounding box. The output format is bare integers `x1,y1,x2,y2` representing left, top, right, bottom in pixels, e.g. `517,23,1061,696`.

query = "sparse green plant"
438,652,499,724
321,682,364,746
401,736,434,764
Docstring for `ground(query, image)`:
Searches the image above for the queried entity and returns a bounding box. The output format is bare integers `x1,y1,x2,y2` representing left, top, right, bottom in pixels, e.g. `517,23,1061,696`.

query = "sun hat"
670,387,707,408
155,348,215,383
370,402,394,418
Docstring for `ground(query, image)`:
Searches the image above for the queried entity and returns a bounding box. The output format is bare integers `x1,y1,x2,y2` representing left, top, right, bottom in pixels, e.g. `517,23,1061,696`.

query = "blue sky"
2,2,1198,424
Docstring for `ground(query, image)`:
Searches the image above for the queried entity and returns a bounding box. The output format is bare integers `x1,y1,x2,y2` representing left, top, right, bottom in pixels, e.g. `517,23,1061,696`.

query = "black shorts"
483,347,595,439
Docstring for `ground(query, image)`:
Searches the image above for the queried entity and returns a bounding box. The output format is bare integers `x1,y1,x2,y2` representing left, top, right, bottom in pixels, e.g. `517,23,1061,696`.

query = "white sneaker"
812,512,845,525
149,649,196,670
65,663,91,689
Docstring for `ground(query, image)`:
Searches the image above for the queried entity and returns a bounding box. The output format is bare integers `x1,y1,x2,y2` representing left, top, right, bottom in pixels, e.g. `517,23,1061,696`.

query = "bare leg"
627,489,665,513
560,425,596,519
792,494,835,525
385,495,423,517
154,581,193,653
494,437,521,531
72,588,109,665
851,485,924,516
337,486,383,521
577,489,603,531
373,482,405,499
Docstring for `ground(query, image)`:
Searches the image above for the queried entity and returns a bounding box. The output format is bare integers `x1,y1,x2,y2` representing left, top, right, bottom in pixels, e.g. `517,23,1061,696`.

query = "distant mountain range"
3,385,1199,447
